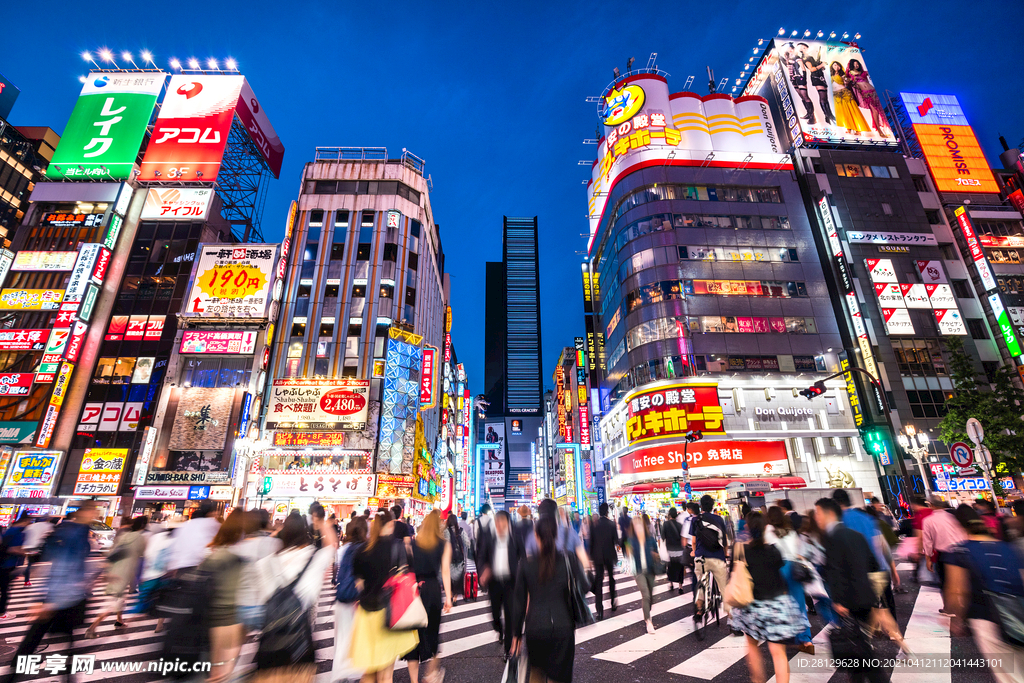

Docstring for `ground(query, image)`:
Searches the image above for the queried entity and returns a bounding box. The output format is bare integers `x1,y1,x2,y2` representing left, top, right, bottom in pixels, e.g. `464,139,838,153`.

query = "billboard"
482,422,506,488
954,207,998,292
261,473,376,498
899,93,999,194
265,378,370,430
141,188,214,220
990,293,1023,357
46,72,164,180
420,346,437,408
1,450,62,497
138,75,243,182
179,330,258,355
11,252,77,271
0,330,46,351
624,383,724,445
183,244,278,319
745,39,895,148
167,387,234,451
73,448,128,496
0,289,63,310
615,440,790,484
236,78,285,178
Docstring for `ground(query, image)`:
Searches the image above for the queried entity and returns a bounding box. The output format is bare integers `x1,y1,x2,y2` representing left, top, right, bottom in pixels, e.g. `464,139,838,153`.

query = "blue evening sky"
2,0,1021,397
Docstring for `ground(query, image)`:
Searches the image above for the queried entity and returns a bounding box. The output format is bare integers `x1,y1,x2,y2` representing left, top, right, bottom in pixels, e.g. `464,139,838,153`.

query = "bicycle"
692,556,722,640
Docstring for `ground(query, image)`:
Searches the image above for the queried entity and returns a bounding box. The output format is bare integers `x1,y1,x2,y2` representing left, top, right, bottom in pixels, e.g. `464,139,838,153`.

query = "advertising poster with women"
774,40,896,146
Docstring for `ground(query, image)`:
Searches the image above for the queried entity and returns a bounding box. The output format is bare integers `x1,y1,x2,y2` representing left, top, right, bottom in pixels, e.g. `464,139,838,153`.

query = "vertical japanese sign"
954,206,997,292
420,346,437,408
46,72,164,179
989,293,1023,358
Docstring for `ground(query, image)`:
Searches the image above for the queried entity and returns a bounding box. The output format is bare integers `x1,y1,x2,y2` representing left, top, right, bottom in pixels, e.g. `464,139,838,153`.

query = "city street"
0,562,996,683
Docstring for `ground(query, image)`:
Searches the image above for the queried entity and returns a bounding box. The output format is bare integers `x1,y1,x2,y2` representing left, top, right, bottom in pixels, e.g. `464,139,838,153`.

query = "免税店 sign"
615,440,789,484
625,382,724,445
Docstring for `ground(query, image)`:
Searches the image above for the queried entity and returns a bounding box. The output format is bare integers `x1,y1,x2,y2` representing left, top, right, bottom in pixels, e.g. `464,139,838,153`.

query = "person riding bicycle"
690,495,731,621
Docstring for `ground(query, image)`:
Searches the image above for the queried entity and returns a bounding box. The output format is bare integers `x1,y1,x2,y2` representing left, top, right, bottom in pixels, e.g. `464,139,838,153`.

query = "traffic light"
672,478,680,497
861,428,892,466
684,429,703,443
798,381,827,400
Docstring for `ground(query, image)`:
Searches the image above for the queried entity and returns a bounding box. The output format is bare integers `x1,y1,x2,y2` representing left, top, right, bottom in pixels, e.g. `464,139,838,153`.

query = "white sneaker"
0,613,12,619
646,620,656,634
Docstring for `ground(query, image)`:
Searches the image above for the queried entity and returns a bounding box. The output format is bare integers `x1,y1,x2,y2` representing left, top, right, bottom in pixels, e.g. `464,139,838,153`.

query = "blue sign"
596,484,606,506
238,392,253,438
684,481,693,496
188,485,210,500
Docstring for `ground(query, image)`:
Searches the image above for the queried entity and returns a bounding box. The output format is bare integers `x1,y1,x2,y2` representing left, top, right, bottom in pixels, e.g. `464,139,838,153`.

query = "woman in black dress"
662,507,685,594
402,510,452,683
511,516,589,682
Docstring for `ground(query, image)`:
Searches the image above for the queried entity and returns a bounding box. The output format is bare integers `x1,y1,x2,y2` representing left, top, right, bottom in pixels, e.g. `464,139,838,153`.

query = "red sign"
54,309,76,328
106,315,127,341
579,404,591,446
125,315,148,340
91,247,112,284
235,78,284,178
0,373,33,395
444,333,452,362
137,75,244,182
144,316,165,341
955,209,985,262
63,322,88,364
0,330,47,351
271,432,350,447
180,330,258,355
318,389,366,416
625,383,724,445
691,280,763,296
980,234,1024,248
1008,189,1024,216
420,346,436,406
616,440,789,478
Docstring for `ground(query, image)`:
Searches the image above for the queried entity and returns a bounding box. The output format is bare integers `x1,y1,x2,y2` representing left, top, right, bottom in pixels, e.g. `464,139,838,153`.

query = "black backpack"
693,514,724,552
450,529,465,566
256,553,318,670
160,564,220,677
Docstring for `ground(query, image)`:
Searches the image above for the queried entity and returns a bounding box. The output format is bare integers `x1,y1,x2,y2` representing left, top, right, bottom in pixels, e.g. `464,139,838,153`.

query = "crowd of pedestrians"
0,490,1023,683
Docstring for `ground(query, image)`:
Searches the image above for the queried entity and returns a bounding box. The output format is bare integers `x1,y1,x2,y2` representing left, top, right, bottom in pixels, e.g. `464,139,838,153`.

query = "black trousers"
2,601,86,683
593,560,616,616
0,567,15,614
847,608,888,683
488,577,514,654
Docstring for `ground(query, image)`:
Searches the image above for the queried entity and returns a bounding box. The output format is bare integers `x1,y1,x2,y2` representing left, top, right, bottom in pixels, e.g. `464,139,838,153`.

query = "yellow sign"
603,83,645,126
0,289,64,310
74,447,128,496
198,265,267,300
50,362,75,407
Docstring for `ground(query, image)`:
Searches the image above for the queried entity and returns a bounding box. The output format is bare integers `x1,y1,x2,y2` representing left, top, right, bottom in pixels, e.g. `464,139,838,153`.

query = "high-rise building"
482,216,544,510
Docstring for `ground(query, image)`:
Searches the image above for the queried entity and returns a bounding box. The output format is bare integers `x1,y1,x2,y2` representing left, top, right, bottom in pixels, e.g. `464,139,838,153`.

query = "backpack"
694,514,724,553
256,552,318,670
335,542,363,603
160,564,219,677
449,529,465,566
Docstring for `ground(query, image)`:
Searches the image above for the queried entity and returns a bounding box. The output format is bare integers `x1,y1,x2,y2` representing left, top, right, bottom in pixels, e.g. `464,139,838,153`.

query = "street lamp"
897,425,931,496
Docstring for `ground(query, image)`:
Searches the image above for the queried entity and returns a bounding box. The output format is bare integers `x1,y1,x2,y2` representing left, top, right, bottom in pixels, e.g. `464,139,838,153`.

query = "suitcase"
463,570,479,600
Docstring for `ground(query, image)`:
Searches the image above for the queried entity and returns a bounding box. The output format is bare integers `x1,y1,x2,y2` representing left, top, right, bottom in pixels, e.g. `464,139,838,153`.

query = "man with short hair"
390,504,411,539
778,498,802,532
691,495,730,618
590,502,619,619
922,495,967,615
167,500,221,572
478,511,521,655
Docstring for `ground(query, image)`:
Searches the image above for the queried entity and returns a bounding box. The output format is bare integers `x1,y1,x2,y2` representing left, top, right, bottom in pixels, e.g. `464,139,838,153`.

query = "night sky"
2,0,1021,398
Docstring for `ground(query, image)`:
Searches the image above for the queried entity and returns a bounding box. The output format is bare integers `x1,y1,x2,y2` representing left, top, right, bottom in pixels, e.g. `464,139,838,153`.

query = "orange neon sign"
914,123,999,194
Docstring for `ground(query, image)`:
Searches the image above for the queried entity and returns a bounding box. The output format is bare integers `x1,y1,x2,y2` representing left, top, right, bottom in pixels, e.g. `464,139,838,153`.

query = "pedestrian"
4,502,98,676
478,510,521,657
815,497,886,683
764,506,814,653
236,509,283,632
0,513,29,619
443,513,469,600
85,515,147,638
349,511,418,683
401,510,453,683
798,512,835,625
21,516,53,587
526,500,590,570
617,506,631,552
589,502,619,620
735,503,752,543
311,502,327,550
946,505,1024,683
130,523,174,629
252,510,337,683
458,511,476,556
514,505,533,552
909,497,933,583
333,515,368,682
663,507,685,594
167,500,221,572
691,495,731,621
777,498,802,533
974,498,1006,540
922,495,967,615
392,505,411,540
195,508,246,683
626,514,660,633
510,515,590,683
730,511,809,683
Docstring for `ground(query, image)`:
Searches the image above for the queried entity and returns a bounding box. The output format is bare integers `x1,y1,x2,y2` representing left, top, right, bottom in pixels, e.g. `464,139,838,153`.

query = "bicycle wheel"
712,581,723,629
693,580,710,640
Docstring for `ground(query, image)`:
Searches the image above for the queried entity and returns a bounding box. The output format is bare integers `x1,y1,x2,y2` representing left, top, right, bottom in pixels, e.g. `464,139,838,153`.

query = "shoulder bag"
722,542,754,608
384,541,428,631
565,552,595,628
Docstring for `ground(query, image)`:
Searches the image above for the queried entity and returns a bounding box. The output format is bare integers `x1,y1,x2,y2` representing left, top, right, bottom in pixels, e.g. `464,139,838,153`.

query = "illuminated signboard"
73,448,128,496
235,77,285,178
586,72,789,251
46,72,164,180
744,39,896,149
183,244,278,319
141,188,214,220
420,346,437,408
0,289,63,310
954,207,997,292
846,231,937,247
266,378,370,430
881,308,915,335
0,249,12,289
624,382,724,445
989,293,1023,357
865,259,898,284
271,431,348,447
179,330,258,355
0,373,33,396
579,404,591,447
899,93,999,194
839,353,864,427
65,244,102,301
40,213,106,228
12,252,78,271
2,450,62,497
0,330,46,351
819,195,853,293
934,308,968,336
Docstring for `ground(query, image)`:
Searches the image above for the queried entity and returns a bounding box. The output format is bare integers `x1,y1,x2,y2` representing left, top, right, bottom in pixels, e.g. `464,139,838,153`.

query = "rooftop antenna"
707,66,716,94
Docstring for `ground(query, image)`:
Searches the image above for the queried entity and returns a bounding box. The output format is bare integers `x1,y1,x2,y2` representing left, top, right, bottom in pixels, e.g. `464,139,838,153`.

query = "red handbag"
384,544,428,631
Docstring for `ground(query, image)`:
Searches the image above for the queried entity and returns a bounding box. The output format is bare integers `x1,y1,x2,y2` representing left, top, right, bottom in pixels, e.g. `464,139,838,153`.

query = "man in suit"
478,510,521,656
590,502,619,620
815,497,886,683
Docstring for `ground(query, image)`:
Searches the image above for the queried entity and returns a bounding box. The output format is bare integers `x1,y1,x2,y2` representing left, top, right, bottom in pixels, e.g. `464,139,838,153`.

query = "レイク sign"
624,383,724,445
615,440,790,485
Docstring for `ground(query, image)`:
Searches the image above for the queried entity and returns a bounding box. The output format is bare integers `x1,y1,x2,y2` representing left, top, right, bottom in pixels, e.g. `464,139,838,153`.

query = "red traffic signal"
798,381,826,400
684,429,703,443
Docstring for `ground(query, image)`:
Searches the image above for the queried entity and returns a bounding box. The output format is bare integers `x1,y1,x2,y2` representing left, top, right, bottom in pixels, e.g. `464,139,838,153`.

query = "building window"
361,211,375,228
291,320,306,337
951,280,973,299
356,244,371,260
383,243,398,261
287,342,303,358
407,253,419,271
314,181,337,194
912,176,929,192
309,209,324,227
966,319,988,340
939,243,958,260
891,339,946,376
926,210,942,225
345,337,359,357
285,358,300,378
379,283,394,299
405,287,416,306
881,203,893,216
341,366,357,378
314,357,330,376
319,321,334,338
906,389,950,419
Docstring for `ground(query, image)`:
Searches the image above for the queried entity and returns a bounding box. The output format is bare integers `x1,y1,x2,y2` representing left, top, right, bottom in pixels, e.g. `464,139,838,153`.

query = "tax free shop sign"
614,440,790,486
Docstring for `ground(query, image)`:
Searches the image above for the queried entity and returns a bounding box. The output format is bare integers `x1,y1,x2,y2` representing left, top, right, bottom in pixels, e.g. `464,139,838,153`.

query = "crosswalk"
0,560,951,682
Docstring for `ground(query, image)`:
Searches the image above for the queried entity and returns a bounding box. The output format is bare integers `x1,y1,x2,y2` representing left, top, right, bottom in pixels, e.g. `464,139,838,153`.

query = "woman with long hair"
252,511,338,683
627,515,660,634
845,59,890,136
401,510,453,683
765,506,813,654
798,512,835,625
510,516,589,683
333,516,368,681
443,512,469,600
350,510,418,683
85,515,149,639
662,507,685,594
729,511,808,683
828,62,871,135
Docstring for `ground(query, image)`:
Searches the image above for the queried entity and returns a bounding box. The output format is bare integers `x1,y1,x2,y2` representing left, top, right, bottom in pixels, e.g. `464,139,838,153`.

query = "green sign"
47,72,164,180
104,214,123,249
0,422,38,444
989,293,1023,357
78,283,99,323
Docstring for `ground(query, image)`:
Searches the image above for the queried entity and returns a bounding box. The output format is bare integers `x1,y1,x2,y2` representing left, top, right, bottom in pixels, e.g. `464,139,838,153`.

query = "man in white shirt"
479,511,520,656
166,501,221,572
